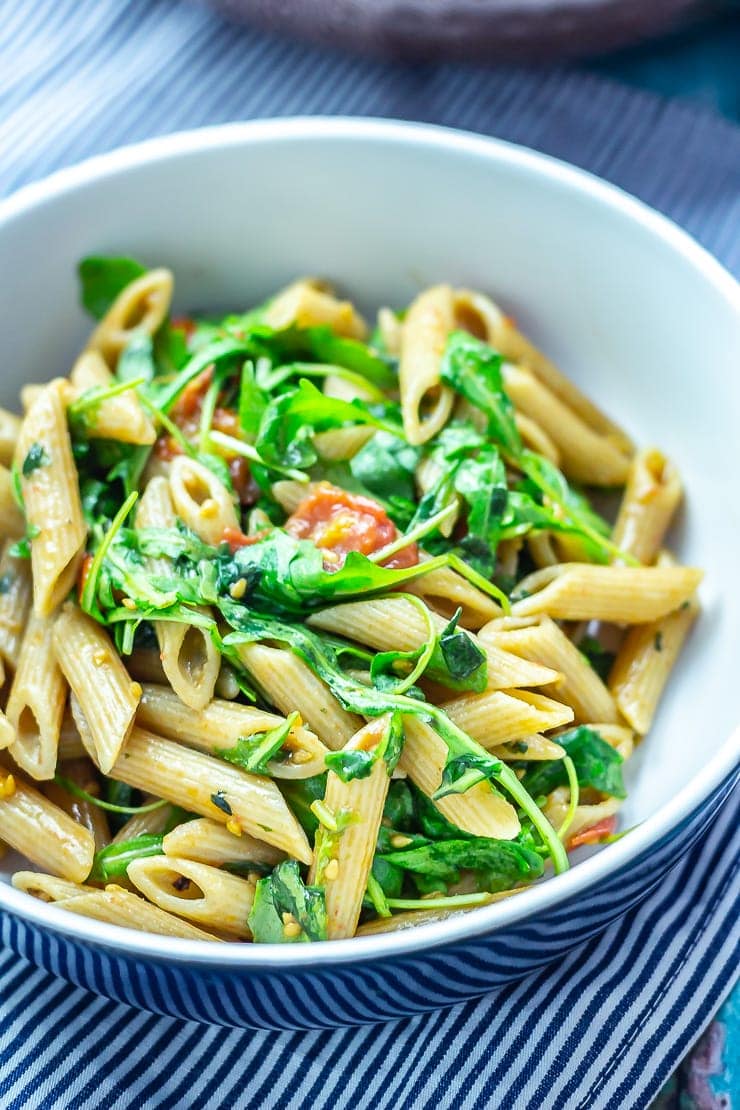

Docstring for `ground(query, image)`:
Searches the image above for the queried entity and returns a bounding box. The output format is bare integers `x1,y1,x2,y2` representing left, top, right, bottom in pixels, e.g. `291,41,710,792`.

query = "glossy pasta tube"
57,707,88,761
452,288,633,452
545,788,622,841
136,477,219,709
514,412,561,465
12,871,96,903
609,593,699,734
0,465,25,538
111,802,174,845
169,456,238,545
263,278,367,339
110,727,312,864
308,597,560,690
0,541,32,673
399,285,456,445
440,689,574,748
0,408,20,467
376,306,402,356
88,268,173,368
0,764,94,881
16,380,86,616
399,718,520,840
137,683,328,779
6,613,66,780
611,448,682,565
43,758,110,850
502,364,630,486
69,350,156,445
128,855,255,938
313,425,375,461
308,717,392,940
163,817,284,868
51,886,221,941
54,605,141,774
236,642,361,751
478,615,619,724
511,564,702,623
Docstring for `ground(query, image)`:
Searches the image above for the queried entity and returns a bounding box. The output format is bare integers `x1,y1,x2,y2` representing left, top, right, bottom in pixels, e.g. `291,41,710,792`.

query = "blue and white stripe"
1,1,739,1105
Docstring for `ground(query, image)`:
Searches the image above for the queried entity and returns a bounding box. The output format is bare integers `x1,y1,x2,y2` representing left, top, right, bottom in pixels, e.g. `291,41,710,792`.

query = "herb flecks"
22,443,50,478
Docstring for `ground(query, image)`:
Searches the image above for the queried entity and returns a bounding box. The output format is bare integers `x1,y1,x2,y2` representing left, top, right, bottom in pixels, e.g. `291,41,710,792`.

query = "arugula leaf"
578,635,615,682
324,712,404,782
78,255,147,319
117,333,157,385
90,834,163,881
305,325,397,389
383,780,415,831
522,726,626,800
427,609,487,693
22,443,50,477
349,431,421,504
440,331,521,456
248,860,327,943
238,360,267,440
380,834,544,893
216,712,299,775
280,775,327,839
255,378,399,471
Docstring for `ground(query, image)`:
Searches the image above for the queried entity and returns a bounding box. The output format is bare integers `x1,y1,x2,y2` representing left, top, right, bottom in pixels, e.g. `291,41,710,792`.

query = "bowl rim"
1,116,738,970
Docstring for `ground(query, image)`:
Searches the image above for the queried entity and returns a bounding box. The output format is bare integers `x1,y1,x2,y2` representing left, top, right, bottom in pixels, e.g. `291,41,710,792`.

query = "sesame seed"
0,773,16,799
281,911,296,926
324,858,339,881
92,649,108,667
283,922,302,938
130,681,143,699
229,578,247,600
390,834,412,849
225,818,242,837
122,597,137,610
291,749,313,765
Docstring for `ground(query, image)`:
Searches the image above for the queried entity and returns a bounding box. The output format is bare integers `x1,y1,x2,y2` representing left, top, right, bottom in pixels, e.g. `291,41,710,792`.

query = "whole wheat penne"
308,597,560,690
612,448,682,565
57,706,88,761
54,886,221,940
111,801,174,845
399,285,456,445
0,763,94,881
0,465,25,538
163,817,284,868
490,734,566,762
6,612,66,779
545,787,622,841
54,604,140,773
313,425,375,460
263,278,367,338
128,855,255,937
405,561,502,628
237,642,361,751
0,541,32,673
478,615,619,724
16,380,86,616
511,564,702,623
44,758,110,850
137,683,328,778
110,727,312,864
169,456,238,545
309,717,392,939
441,688,574,748
136,477,219,709
514,412,561,465
88,268,173,368
69,350,156,445
12,871,97,903
399,718,520,840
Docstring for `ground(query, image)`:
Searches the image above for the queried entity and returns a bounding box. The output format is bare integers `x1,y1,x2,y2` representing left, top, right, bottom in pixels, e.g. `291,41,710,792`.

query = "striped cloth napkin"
1,3,738,1107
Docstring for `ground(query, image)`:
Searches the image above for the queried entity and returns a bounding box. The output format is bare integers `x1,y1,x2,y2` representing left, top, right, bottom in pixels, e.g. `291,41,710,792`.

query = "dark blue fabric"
1,2,738,1106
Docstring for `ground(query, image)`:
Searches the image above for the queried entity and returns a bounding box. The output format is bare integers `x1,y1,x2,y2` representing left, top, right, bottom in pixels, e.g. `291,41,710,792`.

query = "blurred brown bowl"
210,0,712,62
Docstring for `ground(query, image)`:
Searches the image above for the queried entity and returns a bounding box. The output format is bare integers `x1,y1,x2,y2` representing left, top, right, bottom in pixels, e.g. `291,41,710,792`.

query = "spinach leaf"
248,860,327,943
383,780,415,831
578,636,615,682
349,431,420,504
90,834,163,881
522,726,626,799
305,325,397,389
380,835,544,892
440,331,521,456
324,712,404,782
280,775,327,839
426,609,487,693
238,360,267,440
78,255,147,320
216,712,299,776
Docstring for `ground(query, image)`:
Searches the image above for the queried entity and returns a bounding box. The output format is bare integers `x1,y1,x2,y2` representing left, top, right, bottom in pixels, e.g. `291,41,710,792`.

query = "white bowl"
0,119,738,1029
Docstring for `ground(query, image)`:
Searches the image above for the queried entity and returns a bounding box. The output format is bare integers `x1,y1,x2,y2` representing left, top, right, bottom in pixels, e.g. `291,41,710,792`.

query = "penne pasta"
15,380,86,616
263,277,367,338
169,455,238,545
0,465,25,538
490,734,566,762
128,855,255,937
12,871,96,903
111,801,174,845
109,727,312,864
88,268,173,368
163,817,284,868
51,885,222,941
137,683,329,779
0,541,32,673
399,285,456,445
136,477,219,709
0,407,21,467
54,605,140,774
309,718,392,939
43,758,110,850
6,612,66,780
612,448,682,565
511,564,702,623
69,350,156,445
0,763,94,881
441,688,574,748
479,615,619,724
